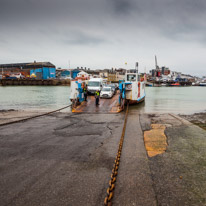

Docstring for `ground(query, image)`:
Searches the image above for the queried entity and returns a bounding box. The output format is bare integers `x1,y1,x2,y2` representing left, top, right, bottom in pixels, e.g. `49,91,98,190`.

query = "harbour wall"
0,79,70,86
147,81,192,86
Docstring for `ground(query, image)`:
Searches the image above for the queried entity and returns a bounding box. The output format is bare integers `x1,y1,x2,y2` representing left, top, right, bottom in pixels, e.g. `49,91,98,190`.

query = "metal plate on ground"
72,93,121,113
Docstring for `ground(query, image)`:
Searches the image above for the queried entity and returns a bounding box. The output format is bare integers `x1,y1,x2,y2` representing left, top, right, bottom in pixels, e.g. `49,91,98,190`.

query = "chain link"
104,103,129,206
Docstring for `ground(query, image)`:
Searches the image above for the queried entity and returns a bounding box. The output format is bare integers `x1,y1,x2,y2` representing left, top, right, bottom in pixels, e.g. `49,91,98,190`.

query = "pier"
147,80,192,86
0,79,70,86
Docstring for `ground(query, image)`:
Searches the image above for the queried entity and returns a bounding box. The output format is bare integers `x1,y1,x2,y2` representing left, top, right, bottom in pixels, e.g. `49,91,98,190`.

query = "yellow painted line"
144,124,167,157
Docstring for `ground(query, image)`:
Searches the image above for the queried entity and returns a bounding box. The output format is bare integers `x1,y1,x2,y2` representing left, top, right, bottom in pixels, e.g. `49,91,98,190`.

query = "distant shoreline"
0,79,70,86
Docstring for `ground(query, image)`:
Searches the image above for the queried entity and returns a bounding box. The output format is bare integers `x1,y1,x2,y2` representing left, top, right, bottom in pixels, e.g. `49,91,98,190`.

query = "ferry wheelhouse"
119,67,146,109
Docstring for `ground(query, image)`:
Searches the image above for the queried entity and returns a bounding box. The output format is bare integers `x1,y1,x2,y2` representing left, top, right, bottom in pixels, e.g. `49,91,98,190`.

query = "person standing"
83,85,87,101
95,90,100,106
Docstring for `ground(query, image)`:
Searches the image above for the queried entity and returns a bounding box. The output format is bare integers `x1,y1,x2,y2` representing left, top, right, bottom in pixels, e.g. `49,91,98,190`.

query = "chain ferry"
70,63,146,113
118,64,146,110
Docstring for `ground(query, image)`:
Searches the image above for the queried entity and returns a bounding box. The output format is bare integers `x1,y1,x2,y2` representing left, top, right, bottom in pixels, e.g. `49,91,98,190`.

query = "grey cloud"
108,0,134,15
62,32,107,46
1,0,206,43
0,0,206,76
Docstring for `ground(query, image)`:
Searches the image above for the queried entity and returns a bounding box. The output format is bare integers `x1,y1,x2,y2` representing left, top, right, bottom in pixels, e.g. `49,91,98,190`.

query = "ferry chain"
104,103,129,206
0,104,72,127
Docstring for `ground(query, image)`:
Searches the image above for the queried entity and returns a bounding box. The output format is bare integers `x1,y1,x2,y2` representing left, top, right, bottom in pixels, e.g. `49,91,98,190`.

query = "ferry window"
127,74,136,81
88,81,100,86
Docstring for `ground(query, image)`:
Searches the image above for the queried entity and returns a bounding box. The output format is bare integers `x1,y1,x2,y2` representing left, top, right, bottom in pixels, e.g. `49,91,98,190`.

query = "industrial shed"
0,61,56,79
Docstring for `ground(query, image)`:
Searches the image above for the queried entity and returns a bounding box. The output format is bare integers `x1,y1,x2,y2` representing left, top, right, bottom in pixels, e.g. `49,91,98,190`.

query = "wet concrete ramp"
72,94,120,113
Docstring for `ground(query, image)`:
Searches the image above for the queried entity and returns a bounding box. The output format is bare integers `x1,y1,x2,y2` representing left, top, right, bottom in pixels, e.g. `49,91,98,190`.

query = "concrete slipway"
0,109,206,206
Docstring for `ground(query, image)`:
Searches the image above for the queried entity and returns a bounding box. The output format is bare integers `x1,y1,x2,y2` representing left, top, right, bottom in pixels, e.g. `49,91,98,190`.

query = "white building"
77,71,91,79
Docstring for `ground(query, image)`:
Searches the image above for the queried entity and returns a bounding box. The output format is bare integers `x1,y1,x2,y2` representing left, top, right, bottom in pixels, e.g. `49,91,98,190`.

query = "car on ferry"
100,86,113,98
87,78,104,94
108,84,116,95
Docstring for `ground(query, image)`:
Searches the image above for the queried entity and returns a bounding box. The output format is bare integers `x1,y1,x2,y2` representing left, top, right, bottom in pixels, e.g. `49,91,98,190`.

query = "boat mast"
125,62,127,81
135,62,138,81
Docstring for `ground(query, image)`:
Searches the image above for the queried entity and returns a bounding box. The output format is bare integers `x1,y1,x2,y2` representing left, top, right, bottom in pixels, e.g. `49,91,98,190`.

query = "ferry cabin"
119,70,146,105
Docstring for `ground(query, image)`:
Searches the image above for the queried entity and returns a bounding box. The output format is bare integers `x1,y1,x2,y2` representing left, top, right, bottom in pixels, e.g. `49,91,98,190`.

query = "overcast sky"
0,0,206,76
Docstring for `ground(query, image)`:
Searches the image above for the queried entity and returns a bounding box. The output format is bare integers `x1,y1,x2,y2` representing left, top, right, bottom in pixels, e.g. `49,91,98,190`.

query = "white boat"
119,63,146,108
199,82,206,86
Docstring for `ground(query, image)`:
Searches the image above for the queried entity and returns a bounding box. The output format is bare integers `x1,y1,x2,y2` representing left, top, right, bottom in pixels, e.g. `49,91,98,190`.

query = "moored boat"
170,82,180,86
118,63,146,109
199,82,206,86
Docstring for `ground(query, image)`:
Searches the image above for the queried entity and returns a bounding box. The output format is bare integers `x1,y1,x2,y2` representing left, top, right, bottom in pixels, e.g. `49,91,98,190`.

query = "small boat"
170,82,180,86
199,82,206,86
118,66,146,109
146,82,153,87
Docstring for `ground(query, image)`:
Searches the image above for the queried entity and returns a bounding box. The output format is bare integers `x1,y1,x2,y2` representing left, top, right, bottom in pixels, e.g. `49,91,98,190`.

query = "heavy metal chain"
104,103,129,206
0,105,71,127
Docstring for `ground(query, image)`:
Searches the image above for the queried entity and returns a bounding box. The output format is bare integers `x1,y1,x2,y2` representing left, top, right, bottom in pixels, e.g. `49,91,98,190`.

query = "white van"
87,78,104,94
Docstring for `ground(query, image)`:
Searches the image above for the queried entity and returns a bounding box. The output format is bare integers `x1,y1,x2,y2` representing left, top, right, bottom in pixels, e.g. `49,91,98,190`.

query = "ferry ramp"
72,93,121,113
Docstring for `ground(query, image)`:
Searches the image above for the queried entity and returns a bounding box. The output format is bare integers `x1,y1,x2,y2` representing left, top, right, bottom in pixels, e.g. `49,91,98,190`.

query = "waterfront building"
107,68,116,82
99,69,109,79
56,69,71,79
115,68,126,81
99,68,117,82
77,71,90,79
71,69,81,79
85,69,100,78
0,61,56,79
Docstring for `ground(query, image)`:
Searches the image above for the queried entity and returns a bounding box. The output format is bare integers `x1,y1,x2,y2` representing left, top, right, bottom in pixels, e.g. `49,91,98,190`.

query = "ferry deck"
72,93,121,113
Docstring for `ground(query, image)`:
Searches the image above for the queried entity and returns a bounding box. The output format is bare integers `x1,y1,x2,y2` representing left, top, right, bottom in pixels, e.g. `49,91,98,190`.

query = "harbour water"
0,86,205,114
0,86,71,112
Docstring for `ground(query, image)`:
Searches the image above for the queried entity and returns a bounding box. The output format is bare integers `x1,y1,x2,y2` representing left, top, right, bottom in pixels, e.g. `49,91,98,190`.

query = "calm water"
132,87,206,114
0,86,71,111
0,86,205,114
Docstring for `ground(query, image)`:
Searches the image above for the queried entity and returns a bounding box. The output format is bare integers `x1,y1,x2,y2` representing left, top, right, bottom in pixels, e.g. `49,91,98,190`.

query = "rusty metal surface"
144,124,167,157
72,94,120,114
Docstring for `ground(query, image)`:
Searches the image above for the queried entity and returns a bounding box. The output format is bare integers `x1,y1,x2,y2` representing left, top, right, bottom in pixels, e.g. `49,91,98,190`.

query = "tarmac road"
0,112,125,206
1,111,206,206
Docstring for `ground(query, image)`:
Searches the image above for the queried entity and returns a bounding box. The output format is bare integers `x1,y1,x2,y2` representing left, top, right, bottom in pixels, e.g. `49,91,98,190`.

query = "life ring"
127,84,132,90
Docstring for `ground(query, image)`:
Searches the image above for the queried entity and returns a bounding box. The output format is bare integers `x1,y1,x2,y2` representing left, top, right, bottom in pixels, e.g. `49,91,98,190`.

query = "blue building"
0,61,56,79
61,70,70,78
30,67,56,80
71,69,81,79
